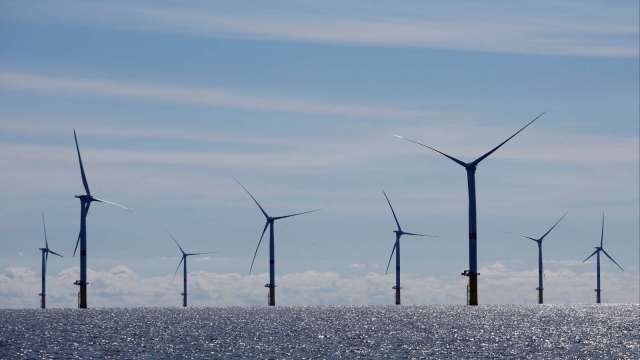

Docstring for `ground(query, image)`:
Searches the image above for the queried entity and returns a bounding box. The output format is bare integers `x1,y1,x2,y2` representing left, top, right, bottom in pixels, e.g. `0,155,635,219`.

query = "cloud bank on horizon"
1,261,637,308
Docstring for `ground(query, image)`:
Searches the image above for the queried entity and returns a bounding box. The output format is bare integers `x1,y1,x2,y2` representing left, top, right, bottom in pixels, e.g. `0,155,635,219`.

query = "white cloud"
130,8,637,57
1,116,637,175
15,2,637,57
0,72,425,119
349,263,381,270
0,117,636,219
0,262,636,308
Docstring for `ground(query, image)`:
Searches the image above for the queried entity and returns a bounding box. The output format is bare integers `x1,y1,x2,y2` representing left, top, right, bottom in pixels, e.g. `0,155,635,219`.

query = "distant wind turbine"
520,212,567,304
235,179,318,306
583,212,623,304
168,231,212,307
72,130,130,308
382,190,435,305
39,213,63,309
396,112,545,305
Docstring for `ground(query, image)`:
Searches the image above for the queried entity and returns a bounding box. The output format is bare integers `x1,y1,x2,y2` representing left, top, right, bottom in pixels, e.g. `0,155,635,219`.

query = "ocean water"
0,305,638,359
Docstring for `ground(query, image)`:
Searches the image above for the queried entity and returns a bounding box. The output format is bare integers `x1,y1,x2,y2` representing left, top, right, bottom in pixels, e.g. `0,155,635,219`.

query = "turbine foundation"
266,283,275,306
75,280,87,308
462,270,479,306
537,287,543,304
393,286,401,305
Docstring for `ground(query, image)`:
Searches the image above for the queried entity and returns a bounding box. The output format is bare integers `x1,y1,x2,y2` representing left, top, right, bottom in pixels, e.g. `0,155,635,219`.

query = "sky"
0,0,638,307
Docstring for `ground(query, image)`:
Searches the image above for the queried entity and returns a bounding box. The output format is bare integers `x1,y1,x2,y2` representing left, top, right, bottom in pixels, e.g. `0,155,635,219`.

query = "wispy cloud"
2,115,637,173
20,2,637,57
1,117,637,215
0,72,425,119
132,8,638,57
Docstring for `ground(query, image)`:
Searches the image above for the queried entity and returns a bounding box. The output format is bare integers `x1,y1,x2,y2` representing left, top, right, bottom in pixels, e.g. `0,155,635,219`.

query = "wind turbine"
39,213,63,309
235,179,318,306
583,212,623,303
72,130,130,308
168,232,212,307
396,112,545,305
520,212,567,304
382,190,434,305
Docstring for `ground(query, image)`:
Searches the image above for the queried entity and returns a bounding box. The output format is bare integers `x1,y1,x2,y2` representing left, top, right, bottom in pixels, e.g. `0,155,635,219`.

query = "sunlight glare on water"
0,305,638,359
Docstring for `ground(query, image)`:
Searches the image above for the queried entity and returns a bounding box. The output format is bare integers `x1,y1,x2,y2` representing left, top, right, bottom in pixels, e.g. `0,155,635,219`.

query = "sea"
0,305,638,359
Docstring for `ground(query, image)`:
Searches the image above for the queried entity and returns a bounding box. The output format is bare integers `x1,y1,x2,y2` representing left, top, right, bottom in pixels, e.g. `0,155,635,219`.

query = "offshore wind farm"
0,1,638,359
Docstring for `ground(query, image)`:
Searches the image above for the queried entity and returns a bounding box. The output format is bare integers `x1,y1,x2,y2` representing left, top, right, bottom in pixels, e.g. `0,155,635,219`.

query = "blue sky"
0,0,638,307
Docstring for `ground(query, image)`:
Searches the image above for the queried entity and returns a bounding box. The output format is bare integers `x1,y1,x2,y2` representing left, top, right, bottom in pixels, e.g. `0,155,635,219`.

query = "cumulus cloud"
0,262,636,308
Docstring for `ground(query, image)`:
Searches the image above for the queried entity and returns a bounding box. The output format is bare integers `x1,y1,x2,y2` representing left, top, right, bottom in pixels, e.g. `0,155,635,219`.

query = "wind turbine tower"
39,213,63,309
396,112,544,305
72,130,130,308
583,212,624,303
382,190,434,305
519,212,567,304
168,232,212,307
235,179,317,306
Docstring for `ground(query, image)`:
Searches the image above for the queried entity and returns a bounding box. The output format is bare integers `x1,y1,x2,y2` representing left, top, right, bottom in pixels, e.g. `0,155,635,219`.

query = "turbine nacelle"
395,112,545,171
583,213,624,272
168,231,213,277
520,212,567,245
236,178,317,276
383,190,433,275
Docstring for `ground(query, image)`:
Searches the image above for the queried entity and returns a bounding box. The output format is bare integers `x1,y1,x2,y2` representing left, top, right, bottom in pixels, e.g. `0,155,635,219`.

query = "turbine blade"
395,135,467,167
92,197,132,212
583,249,598,263
520,235,539,243
173,256,185,278
382,190,402,232
403,231,436,237
234,178,269,218
385,242,397,275
600,212,605,248
167,231,186,255
73,129,91,196
187,252,214,256
41,213,48,249
249,222,269,274
601,249,624,271
47,249,63,257
471,112,545,165
73,231,81,257
274,209,319,220
539,211,568,241
45,251,48,267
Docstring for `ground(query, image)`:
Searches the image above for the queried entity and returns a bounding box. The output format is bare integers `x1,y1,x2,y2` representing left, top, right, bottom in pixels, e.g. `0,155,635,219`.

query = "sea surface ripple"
0,305,638,359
